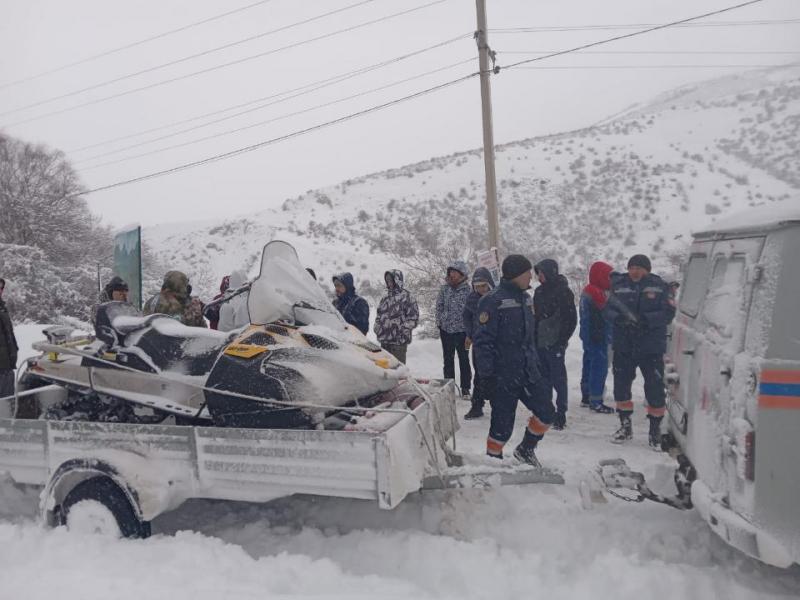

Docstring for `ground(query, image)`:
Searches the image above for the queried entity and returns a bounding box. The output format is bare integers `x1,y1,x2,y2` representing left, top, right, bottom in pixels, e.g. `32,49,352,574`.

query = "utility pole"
475,0,500,251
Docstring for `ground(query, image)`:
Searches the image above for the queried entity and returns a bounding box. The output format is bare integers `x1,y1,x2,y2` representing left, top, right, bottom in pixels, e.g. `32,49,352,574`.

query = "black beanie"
627,254,652,272
502,254,533,280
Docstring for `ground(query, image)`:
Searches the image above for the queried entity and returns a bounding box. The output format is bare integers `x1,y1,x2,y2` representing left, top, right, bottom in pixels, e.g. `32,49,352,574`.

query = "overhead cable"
0,0,277,90
1,0,449,126
490,17,800,34
77,72,478,196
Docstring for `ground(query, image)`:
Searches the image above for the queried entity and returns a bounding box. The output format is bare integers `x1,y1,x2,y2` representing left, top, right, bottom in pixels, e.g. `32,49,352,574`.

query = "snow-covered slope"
144,64,800,300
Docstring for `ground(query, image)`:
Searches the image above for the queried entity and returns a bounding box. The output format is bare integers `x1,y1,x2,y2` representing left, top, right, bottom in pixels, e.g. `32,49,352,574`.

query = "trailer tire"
60,476,150,539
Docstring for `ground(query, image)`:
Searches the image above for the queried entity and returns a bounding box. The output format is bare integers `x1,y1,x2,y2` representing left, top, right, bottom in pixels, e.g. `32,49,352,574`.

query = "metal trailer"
0,380,563,538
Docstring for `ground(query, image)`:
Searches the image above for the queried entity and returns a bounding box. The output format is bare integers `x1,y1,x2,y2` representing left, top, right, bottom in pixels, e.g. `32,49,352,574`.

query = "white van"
664,202,800,567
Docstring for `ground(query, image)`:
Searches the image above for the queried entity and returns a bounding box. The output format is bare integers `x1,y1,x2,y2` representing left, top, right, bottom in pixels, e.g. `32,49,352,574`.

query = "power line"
68,33,472,156
0,0,379,117
499,1,770,71
515,64,787,69
0,0,277,91
1,0,449,127
499,50,800,55
79,58,475,170
490,17,800,34
77,72,478,196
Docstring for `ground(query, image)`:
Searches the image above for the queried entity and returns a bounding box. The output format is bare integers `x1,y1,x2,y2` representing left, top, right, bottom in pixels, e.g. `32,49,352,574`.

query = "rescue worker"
579,261,615,413
143,271,206,327
473,255,554,466
604,254,676,447
374,269,419,363
435,260,472,399
0,278,19,400
462,266,495,419
332,272,370,335
533,259,577,430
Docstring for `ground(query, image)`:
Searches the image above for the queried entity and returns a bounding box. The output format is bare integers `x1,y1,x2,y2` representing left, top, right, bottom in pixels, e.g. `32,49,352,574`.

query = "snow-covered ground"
2,329,800,599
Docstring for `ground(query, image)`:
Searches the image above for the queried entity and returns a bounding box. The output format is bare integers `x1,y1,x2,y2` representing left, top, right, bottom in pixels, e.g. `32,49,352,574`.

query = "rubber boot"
611,413,633,444
513,430,543,468
648,415,663,451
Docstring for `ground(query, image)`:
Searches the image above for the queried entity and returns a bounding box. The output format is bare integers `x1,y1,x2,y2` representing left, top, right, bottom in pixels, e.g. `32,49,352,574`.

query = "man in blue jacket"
462,266,495,420
435,260,472,399
604,254,676,448
473,255,554,467
332,272,370,335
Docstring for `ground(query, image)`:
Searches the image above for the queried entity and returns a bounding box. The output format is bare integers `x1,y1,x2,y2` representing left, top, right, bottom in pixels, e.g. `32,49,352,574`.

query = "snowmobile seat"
118,318,235,376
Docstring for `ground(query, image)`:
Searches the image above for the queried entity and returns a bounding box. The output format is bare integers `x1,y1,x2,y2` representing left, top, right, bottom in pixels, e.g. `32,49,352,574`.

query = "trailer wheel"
60,476,150,539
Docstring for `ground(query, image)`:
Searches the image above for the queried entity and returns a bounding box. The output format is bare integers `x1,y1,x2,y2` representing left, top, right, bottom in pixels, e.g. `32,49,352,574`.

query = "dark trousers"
581,342,609,403
470,349,487,405
381,343,407,363
440,330,471,393
489,378,554,444
0,369,14,400
539,346,568,414
612,351,666,416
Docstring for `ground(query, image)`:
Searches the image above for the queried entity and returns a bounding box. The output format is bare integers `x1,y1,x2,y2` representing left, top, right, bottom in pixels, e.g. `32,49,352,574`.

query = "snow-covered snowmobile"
19,241,410,430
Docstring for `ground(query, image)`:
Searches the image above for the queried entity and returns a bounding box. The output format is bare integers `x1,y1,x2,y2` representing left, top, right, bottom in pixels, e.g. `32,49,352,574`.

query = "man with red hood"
579,262,615,414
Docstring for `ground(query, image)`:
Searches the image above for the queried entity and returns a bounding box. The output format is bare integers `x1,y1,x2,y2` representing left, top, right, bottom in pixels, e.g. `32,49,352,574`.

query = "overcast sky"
1,0,798,227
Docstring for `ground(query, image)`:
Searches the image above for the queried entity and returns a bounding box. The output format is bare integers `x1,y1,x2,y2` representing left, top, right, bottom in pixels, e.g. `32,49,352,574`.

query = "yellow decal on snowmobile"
224,344,269,359
373,357,391,369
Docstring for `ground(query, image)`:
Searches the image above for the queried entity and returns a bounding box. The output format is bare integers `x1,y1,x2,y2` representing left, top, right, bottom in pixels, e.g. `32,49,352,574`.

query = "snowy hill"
144,64,800,303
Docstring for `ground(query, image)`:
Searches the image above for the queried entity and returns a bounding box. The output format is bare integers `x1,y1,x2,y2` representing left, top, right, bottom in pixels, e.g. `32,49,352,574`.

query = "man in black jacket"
533,259,577,430
0,278,19,400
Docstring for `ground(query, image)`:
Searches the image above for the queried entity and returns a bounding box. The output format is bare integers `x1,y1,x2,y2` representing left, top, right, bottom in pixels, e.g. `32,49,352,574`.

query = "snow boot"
552,411,566,430
648,415,663,451
580,393,590,408
461,390,472,402
464,401,484,420
513,430,543,468
611,414,633,444
590,400,615,414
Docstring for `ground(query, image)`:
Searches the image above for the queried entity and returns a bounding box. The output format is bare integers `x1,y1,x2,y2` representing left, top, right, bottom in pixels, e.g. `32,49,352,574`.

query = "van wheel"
60,476,150,539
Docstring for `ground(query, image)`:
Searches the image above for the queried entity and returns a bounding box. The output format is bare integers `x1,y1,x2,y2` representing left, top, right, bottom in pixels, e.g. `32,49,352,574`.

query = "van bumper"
692,479,795,568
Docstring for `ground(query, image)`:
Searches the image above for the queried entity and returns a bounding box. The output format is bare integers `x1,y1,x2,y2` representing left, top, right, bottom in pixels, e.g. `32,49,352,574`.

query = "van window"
701,255,746,338
679,254,708,317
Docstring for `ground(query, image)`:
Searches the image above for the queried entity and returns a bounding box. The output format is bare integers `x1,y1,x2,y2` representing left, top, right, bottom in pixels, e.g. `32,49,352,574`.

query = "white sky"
1,0,798,227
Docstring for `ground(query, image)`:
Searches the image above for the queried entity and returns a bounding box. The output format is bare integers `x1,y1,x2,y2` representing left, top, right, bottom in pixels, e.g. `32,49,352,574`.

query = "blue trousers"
488,378,554,444
580,342,609,402
538,346,568,414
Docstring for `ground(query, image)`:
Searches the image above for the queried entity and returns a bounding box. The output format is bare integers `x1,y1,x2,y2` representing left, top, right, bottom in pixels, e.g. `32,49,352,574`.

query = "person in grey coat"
435,260,471,398
374,270,419,363
0,278,19,400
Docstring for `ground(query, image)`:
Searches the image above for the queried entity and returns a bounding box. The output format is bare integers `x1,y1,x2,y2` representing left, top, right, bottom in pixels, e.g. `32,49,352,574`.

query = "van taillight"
745,431,755,481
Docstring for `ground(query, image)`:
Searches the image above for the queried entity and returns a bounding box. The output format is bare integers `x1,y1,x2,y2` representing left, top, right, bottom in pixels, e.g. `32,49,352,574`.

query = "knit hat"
627,254,652,272
501,254,533,280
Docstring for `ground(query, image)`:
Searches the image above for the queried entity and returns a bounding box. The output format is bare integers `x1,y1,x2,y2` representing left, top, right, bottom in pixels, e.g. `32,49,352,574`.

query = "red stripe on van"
759,395,800,410
761,370,800,384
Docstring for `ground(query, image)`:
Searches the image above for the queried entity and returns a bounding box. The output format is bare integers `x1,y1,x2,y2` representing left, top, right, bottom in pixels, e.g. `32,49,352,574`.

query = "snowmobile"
18,241,411,430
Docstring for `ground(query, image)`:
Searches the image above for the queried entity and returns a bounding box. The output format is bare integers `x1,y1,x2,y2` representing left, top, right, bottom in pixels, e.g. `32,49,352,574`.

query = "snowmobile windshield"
248,240,347,329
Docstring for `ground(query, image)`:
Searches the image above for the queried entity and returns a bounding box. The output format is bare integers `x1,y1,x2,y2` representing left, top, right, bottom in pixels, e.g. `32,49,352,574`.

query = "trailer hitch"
584,454,696,510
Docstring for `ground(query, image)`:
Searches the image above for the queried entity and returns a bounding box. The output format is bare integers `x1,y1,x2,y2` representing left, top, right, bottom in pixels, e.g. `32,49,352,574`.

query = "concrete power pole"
475,0,500,251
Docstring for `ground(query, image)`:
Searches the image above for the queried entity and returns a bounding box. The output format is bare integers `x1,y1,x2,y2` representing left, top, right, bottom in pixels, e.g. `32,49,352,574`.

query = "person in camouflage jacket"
374,270,419,363
143,270,206,327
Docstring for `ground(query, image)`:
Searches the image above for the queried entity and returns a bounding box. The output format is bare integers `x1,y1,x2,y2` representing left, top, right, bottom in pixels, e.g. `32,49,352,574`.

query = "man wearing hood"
604,254,676,447
533,259,577,430
374,270,419,363
332,272,370,335
143,270,206,327
473,255,554,466
435,260,472,398
462,267,495,419
218,270,250,332
579,262,615,414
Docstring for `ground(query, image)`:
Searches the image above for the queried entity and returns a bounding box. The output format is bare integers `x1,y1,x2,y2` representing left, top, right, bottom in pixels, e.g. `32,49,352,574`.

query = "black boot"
464,401,484,420
611,413,633,444
552,411,566,430
513,430,543,468
648,415,663,450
